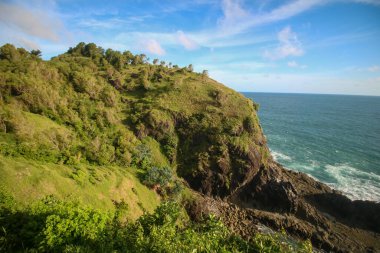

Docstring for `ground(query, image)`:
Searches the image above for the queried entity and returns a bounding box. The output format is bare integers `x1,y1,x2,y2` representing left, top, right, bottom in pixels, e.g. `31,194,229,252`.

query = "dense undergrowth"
0,193,312,253
0,43,311,252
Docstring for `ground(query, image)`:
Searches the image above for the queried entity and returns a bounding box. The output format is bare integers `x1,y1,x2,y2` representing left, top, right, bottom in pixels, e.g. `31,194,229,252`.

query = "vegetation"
0,43,309,252
0,194,311,253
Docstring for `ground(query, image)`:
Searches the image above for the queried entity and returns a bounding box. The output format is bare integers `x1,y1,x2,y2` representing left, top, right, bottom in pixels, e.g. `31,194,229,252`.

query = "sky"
0,0,380,95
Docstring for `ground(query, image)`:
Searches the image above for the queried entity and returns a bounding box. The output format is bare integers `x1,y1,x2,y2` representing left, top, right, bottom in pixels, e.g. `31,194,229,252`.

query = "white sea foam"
324,164,380,202
271,150,292,161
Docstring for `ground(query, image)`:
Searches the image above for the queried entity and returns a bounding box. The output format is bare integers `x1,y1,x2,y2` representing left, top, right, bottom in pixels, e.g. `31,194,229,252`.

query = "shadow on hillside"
0,206,113,252
305,192,380,233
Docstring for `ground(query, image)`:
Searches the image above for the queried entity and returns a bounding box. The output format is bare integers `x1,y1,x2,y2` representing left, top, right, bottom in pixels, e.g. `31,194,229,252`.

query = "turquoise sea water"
243,92,380,202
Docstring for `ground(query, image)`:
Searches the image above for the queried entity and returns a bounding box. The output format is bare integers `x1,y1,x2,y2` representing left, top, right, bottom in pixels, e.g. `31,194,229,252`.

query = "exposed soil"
185,161,380,253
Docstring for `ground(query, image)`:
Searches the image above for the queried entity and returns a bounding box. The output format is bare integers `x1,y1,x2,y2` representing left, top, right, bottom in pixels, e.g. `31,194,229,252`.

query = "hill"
0,43,379,252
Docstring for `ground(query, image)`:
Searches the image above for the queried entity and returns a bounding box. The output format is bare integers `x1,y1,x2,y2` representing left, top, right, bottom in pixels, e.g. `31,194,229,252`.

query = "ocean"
242,92,380,202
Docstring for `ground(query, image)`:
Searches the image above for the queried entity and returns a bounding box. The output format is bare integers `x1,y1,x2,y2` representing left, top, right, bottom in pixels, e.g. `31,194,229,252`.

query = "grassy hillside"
0,155,159,219
0,43,310,252
0,42,269,197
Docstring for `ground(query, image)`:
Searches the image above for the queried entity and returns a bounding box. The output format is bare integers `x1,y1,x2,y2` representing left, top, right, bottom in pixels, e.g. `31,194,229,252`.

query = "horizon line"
238,91,380,97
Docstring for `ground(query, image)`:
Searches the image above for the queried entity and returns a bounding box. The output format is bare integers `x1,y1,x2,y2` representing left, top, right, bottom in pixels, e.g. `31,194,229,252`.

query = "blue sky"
0,0,379,95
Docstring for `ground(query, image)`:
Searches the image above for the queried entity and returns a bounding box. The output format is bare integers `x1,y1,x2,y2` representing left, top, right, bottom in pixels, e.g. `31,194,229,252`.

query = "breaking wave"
324,164,380,202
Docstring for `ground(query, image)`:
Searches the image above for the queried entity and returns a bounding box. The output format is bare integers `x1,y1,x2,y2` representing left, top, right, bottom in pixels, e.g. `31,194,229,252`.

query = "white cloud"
77,18,125,29
0,2,64,42
214,0,326,37
353,0,380,5
287,60,307,68
349,65,380,73
264,26,304,60
218,0,249,34
287,61,298,67
141,39,166,55
197,61,275,73
214,0,379,39
177,31,199,50
15,37,39,50
368,65,380,72
77,15,153,29
307,31,375,49
211,70,380,95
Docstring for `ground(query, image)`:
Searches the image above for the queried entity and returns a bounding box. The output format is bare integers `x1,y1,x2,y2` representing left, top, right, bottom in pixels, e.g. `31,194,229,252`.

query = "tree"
123,50,134,64
105,49,124,70
139,54,147,64
0,44,20,61
83,43,104,58
187,64,193,72
143,166,173,188
30,49,42,57
153,59,159,65
202,70,209,77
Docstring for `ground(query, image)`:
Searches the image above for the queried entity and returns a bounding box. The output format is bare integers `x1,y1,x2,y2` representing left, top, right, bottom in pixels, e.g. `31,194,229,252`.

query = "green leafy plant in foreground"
0,194,312,253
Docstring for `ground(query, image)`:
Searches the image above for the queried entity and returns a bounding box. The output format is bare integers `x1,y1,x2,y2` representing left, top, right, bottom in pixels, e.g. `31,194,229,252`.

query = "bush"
0,196,113,252
0,195,313,253
143,166,173,188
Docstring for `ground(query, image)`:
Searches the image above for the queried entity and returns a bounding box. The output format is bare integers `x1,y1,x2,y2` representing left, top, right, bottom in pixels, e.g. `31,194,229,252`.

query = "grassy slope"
0,103,160,219
0,155,159,219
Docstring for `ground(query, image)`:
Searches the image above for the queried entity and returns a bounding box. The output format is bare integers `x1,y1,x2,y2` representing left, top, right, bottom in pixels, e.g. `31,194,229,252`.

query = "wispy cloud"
211,70,380,95
368,65,380,72
198,61,275,73
218,0,249,35
140,39,166,55
307,31,377,49
214,0,379,38
77,18,126,29
264,26,304,60
76,15,153,29
348,65,380,73
287,61,307,68
0,2,64,42
353,0,380,5
214,0,326,37
177,31,199,50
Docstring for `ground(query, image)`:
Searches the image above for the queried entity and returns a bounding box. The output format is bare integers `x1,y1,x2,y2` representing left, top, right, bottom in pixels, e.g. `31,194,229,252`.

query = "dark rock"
185,160,380,252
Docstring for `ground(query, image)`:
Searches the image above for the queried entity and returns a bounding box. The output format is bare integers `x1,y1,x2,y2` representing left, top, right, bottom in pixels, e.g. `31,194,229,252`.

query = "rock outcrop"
186,160,380,252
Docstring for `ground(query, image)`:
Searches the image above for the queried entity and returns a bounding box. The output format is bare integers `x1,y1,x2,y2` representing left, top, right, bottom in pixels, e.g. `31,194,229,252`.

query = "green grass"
0,155,159,219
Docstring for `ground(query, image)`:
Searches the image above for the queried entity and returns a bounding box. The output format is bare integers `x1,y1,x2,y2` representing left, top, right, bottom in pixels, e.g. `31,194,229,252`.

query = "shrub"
143,166,173,188
133,144,152,170
0,195,313,253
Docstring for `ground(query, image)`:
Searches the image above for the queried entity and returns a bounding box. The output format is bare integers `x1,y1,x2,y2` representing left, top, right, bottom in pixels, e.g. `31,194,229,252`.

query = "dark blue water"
243,92,380,202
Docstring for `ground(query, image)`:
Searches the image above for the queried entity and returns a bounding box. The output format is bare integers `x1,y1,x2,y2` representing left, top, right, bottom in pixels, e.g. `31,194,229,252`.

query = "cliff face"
133,76,271,198
1,43,379,252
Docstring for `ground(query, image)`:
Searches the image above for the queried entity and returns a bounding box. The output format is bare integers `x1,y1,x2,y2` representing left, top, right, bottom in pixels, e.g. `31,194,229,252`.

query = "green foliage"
0,193,312,253
143,166,173,188
141,165,183,198
0,196,113,252
162,134,178,163
133,144,153,170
